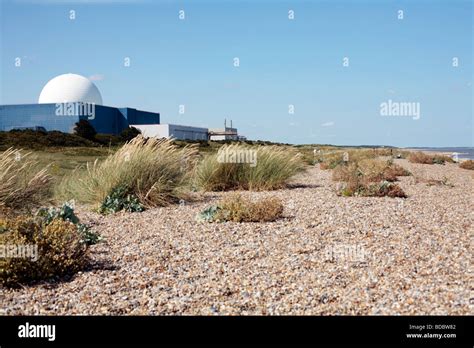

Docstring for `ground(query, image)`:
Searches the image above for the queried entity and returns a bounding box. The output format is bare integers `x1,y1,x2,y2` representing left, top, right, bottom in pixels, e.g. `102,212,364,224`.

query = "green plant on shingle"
36,201,101,246
76,223,102,245
37,200,79,225
98,185,144,215
196,205,221,222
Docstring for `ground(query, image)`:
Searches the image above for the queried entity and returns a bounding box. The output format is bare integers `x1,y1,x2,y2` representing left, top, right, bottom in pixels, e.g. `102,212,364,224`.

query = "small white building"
132,124,208,141
208,127,238,141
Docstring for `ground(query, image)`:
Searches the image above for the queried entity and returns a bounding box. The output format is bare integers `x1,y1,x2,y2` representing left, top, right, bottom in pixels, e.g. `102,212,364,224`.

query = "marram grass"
194,144,305,191
0,148,52,210
56,136,198,207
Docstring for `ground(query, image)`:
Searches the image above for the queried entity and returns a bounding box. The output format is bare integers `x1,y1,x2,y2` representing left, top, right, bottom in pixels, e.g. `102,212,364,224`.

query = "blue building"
0,73,160,135
0,103,160,135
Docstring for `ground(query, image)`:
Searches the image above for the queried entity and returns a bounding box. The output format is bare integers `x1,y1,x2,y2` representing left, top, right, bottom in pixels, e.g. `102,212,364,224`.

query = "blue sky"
1,0,472,146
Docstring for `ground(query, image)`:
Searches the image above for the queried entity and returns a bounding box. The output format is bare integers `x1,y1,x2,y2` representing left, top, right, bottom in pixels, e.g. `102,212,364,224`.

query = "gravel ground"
1,159,472,315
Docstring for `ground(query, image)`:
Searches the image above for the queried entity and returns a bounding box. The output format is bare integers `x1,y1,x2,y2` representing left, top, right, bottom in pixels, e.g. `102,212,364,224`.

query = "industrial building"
0,73,242,141
134,124,209,141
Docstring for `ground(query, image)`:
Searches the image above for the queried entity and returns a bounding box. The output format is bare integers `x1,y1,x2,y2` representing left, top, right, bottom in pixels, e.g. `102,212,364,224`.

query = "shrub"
98,185,144,214
459,160,474,170
332,159,410,184
332,160,408,198
408,152,453,165
0,148,52,210
120,127,141,142
74,120,97,141
416,176,455,188
57,136,197,207
194,144,304,191
0,216,88,287
368,181,407,198
384,163,411,179
94,134,122,146
36,201,101,245
339,181,407,198
197,194,284,223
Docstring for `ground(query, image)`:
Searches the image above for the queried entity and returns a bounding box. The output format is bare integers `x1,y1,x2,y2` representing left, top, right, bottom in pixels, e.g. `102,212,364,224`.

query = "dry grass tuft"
0,148,52,210
217,194,284,222
459,160,474,170
408,152,454,165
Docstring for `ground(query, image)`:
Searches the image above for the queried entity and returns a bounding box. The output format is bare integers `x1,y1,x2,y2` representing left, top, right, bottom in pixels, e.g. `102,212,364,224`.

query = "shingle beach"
1,159,472,315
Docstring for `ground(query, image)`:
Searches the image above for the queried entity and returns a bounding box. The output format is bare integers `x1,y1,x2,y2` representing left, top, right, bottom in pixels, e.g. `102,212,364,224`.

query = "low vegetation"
459,160,474,170
36,201,101,245
98,185,144,215
197,194,284,223
0,148,52,211
0,129,97,150
194,144,305,191
0,202,98,287
408,152,454,165
0,125,142,151
414,175,455,188
57,136,197,209
332,159,408,198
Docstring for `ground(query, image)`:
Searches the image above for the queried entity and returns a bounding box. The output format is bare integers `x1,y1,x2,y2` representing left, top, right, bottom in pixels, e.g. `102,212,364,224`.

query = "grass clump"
459,160,474,170
57,136,197,209
408,152,454,165
194,144,304,191
196,194,284,223
0,216,89,287
317,149,378,170
0,148,52,211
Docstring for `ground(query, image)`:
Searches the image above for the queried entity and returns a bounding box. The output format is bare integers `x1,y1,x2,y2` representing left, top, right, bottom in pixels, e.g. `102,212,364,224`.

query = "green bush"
98,185,144,214
120,127,141,142
74,120,97,141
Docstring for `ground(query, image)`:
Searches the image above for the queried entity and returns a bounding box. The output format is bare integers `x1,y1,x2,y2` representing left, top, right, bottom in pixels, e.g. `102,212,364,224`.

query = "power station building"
0,73,241,140
0,74,160,134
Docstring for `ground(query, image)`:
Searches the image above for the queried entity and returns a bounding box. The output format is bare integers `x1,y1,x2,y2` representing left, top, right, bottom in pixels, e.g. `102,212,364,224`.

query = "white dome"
38,73,103,105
